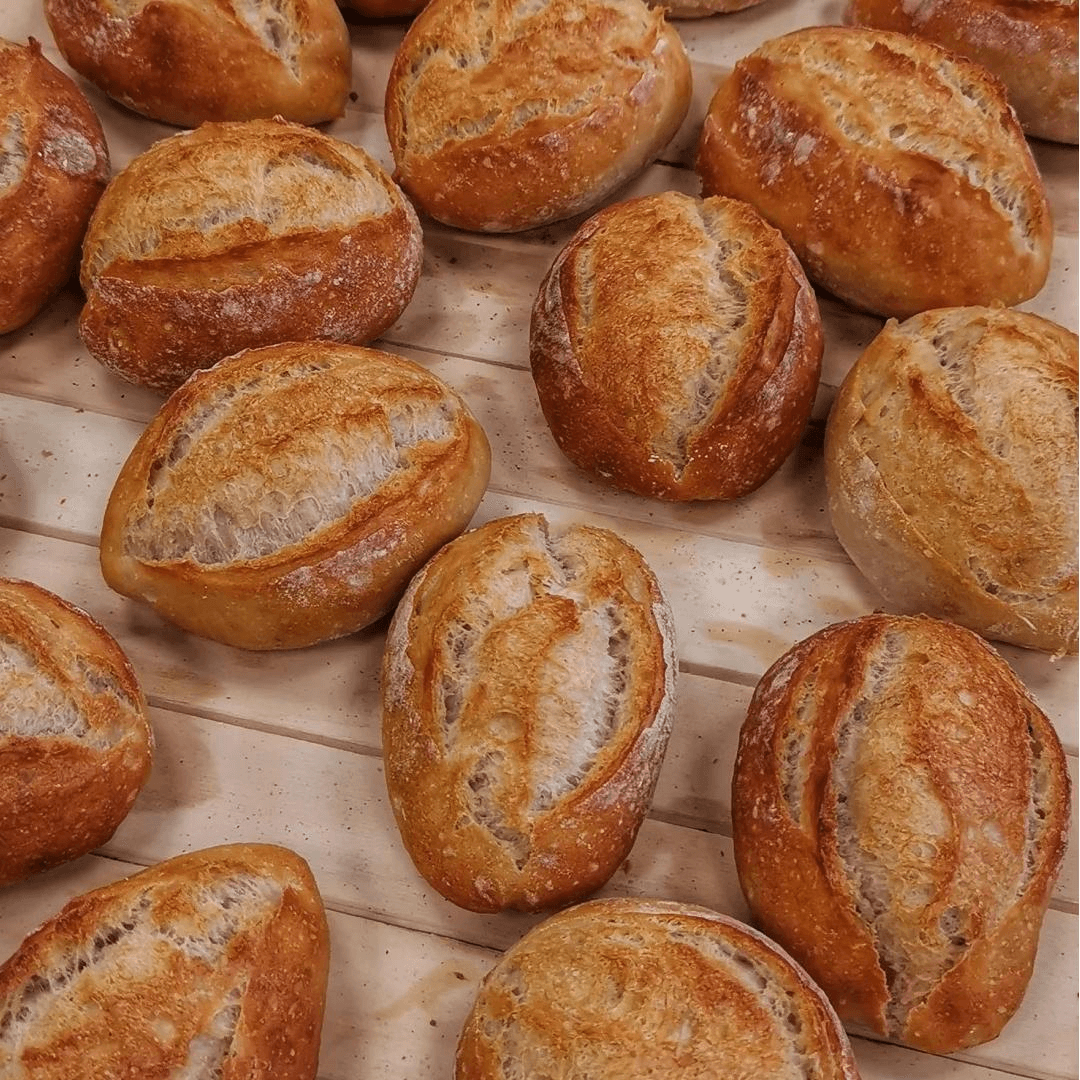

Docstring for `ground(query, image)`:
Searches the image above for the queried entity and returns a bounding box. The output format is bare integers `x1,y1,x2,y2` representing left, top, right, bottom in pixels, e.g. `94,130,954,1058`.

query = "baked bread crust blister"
530,191,822,501
846,0,1079,144
0,578,152,888
824,306,1078,655
731,613,1072,1053
455,897,862,1078
0,843,330,1079
696,26,1053,319
43,0,351,127
384,0,692,232
100,342,492,650
381,513,676,912
0,37,109,335
79,119,424,391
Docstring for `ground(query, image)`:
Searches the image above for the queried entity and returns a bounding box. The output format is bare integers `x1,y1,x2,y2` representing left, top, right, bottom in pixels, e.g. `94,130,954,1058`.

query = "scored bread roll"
0,578,152,888
847,0,1079,144
381,513,676,912
530,191,822,500
43,0,350,127
824,306,1078,655
732,614,1071,1054
0,844,329,1078
455,898,861,1078
696,26,1053,319
79,119,423,392
0,37,109,335
384,0,692,232
100,342,491,651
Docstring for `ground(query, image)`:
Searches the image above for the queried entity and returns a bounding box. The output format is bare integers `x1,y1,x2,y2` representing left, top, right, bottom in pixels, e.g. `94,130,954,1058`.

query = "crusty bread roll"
384,0,692,233
43,0,350,127
79,119,423,392
455,897,861,1077
847,0,1078,144
531,191,822,500
0,844,329,1078
0,578,152,887
696,26,1053,319
381,513,676,912
824,306,1078,655
732,613,1071,1054
0,38,109,335
100,342,491,651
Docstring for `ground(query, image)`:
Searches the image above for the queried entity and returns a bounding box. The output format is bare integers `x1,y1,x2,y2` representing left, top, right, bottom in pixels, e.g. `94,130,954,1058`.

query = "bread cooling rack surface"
0,0,1077,1077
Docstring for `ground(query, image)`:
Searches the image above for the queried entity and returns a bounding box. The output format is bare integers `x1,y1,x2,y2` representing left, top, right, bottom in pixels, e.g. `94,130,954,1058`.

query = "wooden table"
1,2,1076,1077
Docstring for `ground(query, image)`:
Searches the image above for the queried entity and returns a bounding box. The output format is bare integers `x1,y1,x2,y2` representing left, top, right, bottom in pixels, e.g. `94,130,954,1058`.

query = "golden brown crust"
100,342,491,650
455,898,861,1077
381,513,677,913
696,26,1052,319
0,578,152,888
384,0,692,232
78,119,423,392
0,843,329,1079
847,0,1078,144
731,614,1071,1053
0,38,109,335
43,0,350,127
824,306,1078,655
530,192,822,500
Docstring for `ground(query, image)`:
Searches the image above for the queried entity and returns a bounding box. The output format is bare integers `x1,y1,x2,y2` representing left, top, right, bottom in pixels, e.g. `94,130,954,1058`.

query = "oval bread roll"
0,844,329,1079
43,0,350,127
847,0,1079,144
79,119,423,392
824,306,1078,655
381,513,676,912
0,578,152,887
455,898,861,1078
531,191,822,500
384,0,692,232
732,614,1071,1053
696,26,1053,319
100,342,491,650
0,37,109,335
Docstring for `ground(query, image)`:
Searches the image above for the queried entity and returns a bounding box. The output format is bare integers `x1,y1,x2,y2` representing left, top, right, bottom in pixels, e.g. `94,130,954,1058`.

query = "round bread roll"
100,342,491,651
43,0,350,127
847,0,1078,144
531,191,822,501
455,898,861,1078
0,38,109,335
0,844,329,1079
824,306,1078,655
732,613,1071,1054
381,512,676,913
384,0,692,233
696,26,1053,319
0,578,152,888
79,119,423,392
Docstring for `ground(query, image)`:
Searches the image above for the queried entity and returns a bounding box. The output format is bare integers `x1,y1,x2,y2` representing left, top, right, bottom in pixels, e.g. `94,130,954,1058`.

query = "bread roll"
531,191,822,500
0,38,109,335
847,0,1078,144
0,578,152,887
732,613,1071,1054
824,306,1078,655
455,897,861,1078
0,844,329,1079
100,342,491,651
696,26,1052,319
79,119,423,392
43,0,350,127
384,0,692,232
381,513,676,912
